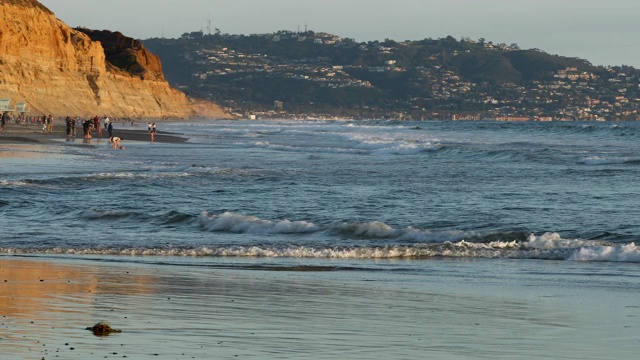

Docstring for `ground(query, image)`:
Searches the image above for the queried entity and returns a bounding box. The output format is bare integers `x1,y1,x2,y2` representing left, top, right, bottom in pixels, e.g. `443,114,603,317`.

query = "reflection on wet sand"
1,257,637,360
0,259,98,317
0,257,162,358
0,144,63,158
0,258,157,318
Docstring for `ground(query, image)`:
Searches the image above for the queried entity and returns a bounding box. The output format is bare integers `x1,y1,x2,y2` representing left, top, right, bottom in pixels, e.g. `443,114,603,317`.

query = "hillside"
0,0,229,119
144,31,639,120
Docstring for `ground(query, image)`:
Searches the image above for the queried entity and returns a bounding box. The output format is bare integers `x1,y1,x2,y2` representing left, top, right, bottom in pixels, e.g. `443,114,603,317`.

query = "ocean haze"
37,0,640,68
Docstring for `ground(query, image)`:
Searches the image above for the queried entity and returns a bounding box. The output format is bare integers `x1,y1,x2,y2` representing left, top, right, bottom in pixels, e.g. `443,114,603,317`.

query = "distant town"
143,30,640,121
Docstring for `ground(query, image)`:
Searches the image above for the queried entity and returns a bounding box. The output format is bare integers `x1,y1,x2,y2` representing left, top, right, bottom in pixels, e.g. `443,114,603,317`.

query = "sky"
38,0,640,68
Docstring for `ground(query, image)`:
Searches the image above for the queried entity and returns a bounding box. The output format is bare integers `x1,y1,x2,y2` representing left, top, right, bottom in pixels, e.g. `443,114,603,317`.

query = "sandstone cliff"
0,0,229,119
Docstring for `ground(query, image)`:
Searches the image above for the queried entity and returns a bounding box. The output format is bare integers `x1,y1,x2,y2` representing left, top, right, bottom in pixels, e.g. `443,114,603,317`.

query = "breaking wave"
1,235,637,263
199,211,319,234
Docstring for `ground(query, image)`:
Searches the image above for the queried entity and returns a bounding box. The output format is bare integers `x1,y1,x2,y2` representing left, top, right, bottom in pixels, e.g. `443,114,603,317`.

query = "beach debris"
85,321,122,336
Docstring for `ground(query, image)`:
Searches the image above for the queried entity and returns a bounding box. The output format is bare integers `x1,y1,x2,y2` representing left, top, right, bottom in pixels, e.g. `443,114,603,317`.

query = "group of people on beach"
0,113,54,133
41,114,54,133
62,115,123,149
1,113,161,150
64,115,112,139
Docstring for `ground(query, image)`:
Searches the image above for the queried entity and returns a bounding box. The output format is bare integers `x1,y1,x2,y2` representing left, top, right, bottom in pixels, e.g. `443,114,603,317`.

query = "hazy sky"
39,0,640,68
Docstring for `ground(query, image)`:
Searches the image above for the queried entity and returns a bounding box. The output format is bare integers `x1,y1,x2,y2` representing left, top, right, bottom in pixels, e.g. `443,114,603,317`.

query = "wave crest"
579,156,640,166
199,211,318,234
525,232,601,249
332,221,399,238
569,243,640,262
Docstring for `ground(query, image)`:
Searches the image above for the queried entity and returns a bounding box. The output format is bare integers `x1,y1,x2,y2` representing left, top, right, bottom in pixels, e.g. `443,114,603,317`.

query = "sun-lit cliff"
0,0,228,119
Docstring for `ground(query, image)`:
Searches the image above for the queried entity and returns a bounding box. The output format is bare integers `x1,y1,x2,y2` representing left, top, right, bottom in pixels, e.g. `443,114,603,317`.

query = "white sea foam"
2,239,638,262
0,245,443,258
569,243,640,263
92,171,192,180
0,243,581,261
249,141,359,154
525,232,596,249
579,156,639,165
199,211,318,234
350,134,441,155
0,179,38,188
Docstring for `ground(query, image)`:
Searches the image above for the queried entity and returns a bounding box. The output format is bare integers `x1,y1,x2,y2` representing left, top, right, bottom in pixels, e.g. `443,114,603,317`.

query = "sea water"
1,120,639,358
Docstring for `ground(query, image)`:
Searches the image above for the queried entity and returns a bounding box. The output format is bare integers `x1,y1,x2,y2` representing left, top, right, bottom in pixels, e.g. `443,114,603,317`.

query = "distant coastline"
144,31,640,122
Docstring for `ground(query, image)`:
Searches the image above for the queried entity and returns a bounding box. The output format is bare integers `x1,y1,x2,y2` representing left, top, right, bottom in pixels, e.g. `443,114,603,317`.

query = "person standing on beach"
46,115,54,134
149,122,156,142
65,116,72,137
83,118,92,139
0,112,6,132
93,116,102,138
107,121,113,138
70,117,77,137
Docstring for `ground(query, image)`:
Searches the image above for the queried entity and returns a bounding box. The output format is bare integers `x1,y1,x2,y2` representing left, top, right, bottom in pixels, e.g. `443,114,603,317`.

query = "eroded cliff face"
0,0,228,119
77,29,166,82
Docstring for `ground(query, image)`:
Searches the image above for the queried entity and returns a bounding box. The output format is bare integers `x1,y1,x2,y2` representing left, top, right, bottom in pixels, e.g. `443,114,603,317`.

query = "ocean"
1,119,639,359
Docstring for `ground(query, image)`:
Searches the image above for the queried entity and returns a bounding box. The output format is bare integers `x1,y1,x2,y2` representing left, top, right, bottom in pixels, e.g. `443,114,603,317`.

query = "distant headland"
144,30,640,121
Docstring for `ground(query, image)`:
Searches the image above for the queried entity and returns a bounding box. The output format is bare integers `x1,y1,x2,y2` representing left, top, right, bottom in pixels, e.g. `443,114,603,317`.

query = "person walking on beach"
0,112,6,132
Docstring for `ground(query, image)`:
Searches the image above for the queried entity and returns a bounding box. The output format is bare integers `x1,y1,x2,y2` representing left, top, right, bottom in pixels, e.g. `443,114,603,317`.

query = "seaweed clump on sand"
85,321,122,336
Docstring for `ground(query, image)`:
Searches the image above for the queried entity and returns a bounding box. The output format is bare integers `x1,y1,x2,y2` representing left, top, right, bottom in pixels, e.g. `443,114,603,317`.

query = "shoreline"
0,122,189,144
0,123,189,144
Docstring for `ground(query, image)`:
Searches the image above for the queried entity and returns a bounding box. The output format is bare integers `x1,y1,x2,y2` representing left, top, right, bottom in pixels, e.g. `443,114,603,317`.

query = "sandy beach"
1,256,638,360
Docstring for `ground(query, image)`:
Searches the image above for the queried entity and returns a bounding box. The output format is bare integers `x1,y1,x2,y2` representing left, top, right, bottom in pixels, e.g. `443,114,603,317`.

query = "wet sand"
0,122,188,144
1,256,638,359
